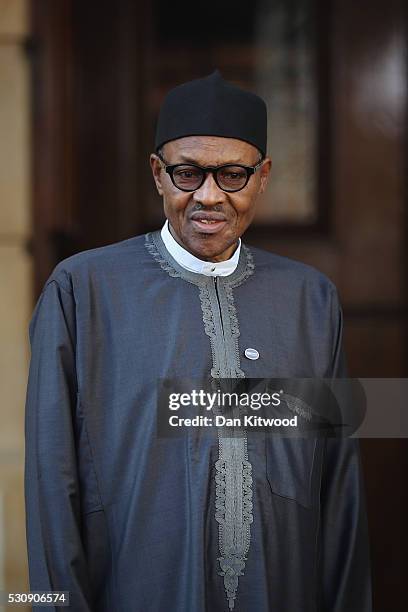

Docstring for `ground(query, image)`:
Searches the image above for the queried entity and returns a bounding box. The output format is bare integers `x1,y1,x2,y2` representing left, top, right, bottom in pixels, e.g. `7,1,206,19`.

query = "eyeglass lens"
172,165,248,191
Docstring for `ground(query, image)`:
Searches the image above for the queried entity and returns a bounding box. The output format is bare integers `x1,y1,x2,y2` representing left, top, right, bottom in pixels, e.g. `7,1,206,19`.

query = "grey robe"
24,229,372,611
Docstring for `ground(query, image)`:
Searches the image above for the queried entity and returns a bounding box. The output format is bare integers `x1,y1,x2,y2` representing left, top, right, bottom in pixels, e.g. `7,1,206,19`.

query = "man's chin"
184,235,238,262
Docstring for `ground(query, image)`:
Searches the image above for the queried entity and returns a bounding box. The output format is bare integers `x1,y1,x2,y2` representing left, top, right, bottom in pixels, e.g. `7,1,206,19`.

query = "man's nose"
192,172,225,206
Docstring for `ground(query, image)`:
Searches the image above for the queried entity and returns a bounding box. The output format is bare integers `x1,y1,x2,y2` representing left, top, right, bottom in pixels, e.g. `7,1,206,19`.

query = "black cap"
155,70,267,157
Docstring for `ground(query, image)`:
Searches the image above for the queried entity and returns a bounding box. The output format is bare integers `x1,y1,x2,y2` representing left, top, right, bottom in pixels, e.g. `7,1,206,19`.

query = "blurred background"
0,0,407,609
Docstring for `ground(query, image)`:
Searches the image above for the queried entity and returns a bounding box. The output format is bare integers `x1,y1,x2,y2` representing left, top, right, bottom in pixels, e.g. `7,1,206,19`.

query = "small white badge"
244,348,259,360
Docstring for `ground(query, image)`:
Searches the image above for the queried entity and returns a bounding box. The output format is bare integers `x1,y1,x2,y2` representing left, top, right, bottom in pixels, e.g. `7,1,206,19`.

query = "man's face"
150,136,272,262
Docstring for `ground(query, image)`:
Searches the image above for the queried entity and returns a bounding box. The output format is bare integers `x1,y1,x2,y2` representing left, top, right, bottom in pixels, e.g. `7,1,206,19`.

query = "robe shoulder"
42,233,151,294
246,243,339,299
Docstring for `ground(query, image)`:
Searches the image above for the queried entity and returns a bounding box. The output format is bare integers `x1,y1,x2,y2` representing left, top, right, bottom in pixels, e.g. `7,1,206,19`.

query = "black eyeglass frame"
156,151,264,192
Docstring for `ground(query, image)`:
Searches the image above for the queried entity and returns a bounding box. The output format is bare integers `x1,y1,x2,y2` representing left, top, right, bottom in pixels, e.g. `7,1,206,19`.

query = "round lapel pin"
244,348,259,360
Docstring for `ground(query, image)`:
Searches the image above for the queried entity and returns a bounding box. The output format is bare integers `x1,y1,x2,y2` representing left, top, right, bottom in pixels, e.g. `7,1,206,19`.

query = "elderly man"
25,71,371,612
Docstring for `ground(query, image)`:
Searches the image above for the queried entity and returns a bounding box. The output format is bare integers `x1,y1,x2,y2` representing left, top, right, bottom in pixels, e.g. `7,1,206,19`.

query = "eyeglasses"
157,152,264,193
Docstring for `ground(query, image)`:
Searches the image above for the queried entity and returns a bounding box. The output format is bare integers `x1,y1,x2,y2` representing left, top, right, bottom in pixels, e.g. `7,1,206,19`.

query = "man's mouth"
190,213,228,234
191,219,227,234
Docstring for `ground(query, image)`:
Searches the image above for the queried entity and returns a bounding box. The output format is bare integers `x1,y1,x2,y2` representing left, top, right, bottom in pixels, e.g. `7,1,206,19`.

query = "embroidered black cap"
154,70,267,157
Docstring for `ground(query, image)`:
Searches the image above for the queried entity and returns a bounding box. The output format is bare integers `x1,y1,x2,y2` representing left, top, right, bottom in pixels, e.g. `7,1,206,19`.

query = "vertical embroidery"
215,432,254,610
145,232,255,610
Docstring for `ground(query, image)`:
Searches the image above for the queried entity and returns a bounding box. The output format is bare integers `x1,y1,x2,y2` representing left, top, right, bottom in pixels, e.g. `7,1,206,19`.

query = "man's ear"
150,154,164,196
258,157,272,194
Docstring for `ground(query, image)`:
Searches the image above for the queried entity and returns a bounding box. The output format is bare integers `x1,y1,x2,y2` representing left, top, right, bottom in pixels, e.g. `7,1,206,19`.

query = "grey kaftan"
24,230,372,611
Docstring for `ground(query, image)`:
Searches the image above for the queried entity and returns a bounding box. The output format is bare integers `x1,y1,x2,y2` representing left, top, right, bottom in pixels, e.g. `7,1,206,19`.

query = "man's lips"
190,211,228,234
190,212,227,222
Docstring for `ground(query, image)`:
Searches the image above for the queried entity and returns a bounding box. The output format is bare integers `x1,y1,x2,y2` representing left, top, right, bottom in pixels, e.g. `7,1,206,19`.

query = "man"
25,71,372,611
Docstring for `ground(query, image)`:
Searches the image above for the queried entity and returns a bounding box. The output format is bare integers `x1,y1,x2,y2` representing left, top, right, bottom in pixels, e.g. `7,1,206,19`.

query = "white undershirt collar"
160,219,241,277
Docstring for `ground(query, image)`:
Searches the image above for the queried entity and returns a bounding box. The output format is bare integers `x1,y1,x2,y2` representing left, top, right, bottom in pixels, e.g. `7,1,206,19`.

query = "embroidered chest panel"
145,231,255,610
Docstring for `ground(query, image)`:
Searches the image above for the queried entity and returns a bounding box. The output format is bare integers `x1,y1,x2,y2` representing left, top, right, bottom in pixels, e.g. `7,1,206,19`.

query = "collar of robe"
161,219,241,277
148,227,254,288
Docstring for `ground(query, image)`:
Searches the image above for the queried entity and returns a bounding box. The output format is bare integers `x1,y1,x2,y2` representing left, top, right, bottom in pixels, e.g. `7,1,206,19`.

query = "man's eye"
222,170,246,180
175,169,200,179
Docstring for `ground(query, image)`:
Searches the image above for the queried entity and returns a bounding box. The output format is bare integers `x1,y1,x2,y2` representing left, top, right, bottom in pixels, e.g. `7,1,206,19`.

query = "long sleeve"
24,278,93,611
318,288,372,611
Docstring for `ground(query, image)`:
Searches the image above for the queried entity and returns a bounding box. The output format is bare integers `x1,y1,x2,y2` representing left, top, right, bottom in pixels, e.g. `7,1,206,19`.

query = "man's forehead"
163,136,260,164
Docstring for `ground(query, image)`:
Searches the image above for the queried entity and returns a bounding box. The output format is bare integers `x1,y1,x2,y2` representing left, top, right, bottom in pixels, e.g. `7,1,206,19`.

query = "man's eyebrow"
175,154,249,165
176,155,202,164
